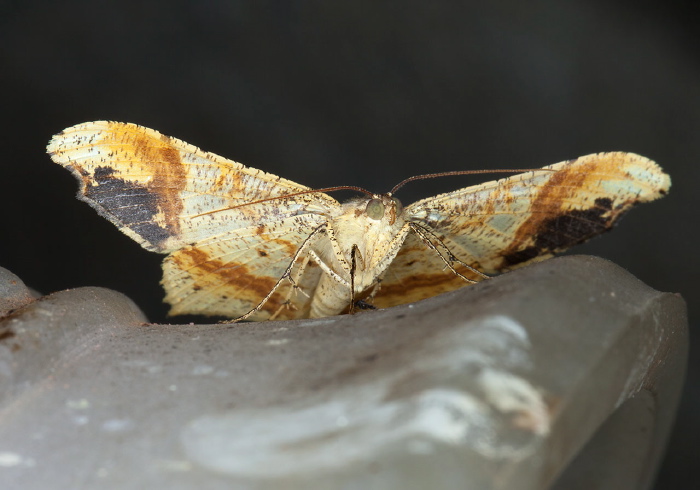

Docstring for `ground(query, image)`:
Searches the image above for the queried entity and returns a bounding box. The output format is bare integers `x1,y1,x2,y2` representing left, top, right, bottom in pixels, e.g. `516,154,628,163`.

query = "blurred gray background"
0,1,696,487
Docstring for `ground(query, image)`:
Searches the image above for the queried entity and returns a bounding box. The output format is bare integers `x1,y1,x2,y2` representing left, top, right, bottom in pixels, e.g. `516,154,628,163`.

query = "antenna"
192,185,374,218
389,168,556,195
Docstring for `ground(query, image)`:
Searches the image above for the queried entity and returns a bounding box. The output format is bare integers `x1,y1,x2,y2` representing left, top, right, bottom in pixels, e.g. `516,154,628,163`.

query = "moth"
48,121,670,321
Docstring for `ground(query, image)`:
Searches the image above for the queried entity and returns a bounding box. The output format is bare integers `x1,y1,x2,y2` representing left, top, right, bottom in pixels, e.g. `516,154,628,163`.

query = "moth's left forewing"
47,121,340,253
373,152,669,308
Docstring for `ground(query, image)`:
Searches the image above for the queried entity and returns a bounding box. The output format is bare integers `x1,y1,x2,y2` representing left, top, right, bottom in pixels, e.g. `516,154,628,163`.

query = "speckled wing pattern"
48,121,339,320
49,121,670,321
372,153,670,308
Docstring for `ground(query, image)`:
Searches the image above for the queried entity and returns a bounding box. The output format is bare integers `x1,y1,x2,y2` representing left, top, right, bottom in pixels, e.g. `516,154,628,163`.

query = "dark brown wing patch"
500,196,616,268
86,165,173,246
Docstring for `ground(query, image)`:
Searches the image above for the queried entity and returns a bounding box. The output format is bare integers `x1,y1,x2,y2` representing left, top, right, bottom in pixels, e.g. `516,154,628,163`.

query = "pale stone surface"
0,267,35,316
0,256,687,489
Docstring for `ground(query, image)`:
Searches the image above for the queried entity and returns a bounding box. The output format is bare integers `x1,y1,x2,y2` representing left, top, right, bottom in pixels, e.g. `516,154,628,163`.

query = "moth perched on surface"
48,121,670,321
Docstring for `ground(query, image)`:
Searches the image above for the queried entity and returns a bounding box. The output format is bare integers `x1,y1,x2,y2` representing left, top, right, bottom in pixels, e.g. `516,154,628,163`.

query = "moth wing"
372,232,480,308
48,121,339,253
163,213,327,321
374,152,670,308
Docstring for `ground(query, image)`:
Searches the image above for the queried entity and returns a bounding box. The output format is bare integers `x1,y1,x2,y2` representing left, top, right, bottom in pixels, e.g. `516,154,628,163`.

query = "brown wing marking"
49,123,190,250
371,232,486,309
496,157,613,269
47,121,339,253
498,196,612,268
162,215,327,320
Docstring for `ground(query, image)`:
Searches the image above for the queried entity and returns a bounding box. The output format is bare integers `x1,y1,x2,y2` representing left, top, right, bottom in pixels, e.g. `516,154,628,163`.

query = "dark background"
1,1,697,486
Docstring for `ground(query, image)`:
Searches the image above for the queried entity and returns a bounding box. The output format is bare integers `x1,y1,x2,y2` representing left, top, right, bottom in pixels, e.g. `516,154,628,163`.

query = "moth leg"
354,299,377,310
267,299,292,321
359,277,382,305
268,254,313,321
348,244,359,314
325,225,352,271
306,249,352,289
409,223,490,284
408,223,488,284
288,255,312,300
225,224,327,323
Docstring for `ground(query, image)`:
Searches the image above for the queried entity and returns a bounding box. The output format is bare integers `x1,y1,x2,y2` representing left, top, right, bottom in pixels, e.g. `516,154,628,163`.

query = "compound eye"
365,198,385,220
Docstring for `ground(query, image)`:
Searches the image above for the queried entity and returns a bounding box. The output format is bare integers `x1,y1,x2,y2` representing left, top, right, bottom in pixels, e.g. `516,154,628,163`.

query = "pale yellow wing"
163,214,326,321
47,121,339,253
372,232,482,309
373,152,670,308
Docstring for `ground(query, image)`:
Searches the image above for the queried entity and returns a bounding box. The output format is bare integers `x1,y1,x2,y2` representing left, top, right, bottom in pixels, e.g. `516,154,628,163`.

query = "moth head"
365,195,403,225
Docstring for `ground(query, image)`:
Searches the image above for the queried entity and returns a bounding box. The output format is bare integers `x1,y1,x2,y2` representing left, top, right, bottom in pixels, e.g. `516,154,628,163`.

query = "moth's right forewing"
403,152,670,274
